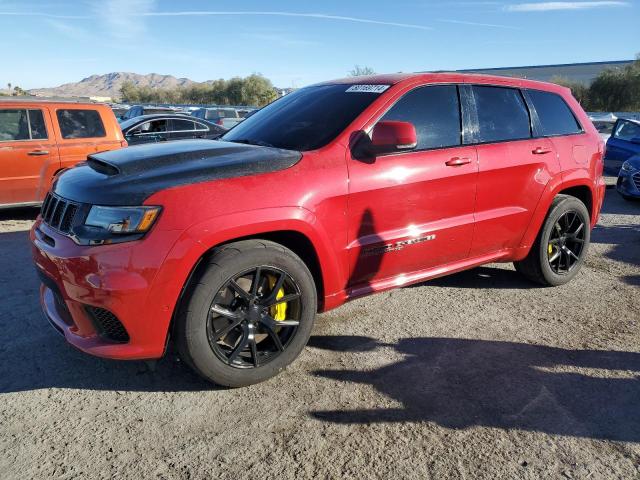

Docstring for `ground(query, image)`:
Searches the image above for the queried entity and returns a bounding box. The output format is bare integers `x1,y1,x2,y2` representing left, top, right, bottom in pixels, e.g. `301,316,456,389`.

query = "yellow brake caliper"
268,275,287,321
548,243,554,257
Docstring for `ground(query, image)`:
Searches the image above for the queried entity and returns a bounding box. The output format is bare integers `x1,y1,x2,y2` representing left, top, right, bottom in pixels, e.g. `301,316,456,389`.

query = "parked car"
604,118,640,175
0,99,124,207
616,154,640,200
191,107,243,128
32,73,604,387
120,114,226,145
119,105,176,121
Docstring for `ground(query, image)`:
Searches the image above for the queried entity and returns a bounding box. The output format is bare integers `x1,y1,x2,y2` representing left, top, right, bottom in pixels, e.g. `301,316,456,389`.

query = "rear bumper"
31,219,183,360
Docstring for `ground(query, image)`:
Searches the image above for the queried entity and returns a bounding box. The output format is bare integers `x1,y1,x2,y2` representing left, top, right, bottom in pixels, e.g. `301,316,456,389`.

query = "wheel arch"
157,207,343,350
516,178,597,256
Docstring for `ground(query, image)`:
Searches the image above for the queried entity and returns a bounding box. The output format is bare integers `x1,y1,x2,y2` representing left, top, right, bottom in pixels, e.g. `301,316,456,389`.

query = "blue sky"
1,0,638,89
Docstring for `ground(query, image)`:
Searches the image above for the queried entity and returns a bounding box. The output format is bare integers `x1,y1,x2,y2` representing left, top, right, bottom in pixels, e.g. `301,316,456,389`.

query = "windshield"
222,84,385,151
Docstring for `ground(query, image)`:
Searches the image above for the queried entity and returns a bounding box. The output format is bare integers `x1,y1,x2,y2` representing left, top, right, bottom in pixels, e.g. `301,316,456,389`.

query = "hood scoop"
87,157,120,176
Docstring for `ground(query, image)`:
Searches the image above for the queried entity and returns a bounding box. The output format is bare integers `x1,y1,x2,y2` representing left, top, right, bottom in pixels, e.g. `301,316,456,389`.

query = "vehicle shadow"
0,206,39,221
408,265,539,290
308,335,640,442
0,230,213,393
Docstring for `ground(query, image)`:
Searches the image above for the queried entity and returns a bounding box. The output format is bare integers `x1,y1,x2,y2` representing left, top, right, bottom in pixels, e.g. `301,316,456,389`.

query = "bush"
120,74,277,107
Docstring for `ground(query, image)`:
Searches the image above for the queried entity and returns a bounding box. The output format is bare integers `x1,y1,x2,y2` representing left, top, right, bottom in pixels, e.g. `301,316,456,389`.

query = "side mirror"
371,121,417,155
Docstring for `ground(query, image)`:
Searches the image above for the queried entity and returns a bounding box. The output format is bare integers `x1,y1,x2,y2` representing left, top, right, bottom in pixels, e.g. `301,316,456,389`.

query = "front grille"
633,173,640,190
85,306,130,343
41,192,80,234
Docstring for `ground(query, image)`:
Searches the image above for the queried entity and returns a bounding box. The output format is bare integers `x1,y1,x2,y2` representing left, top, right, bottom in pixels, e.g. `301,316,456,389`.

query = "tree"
588,57,640,111
118,74,277,107
349,65,376,77
550,76,591,108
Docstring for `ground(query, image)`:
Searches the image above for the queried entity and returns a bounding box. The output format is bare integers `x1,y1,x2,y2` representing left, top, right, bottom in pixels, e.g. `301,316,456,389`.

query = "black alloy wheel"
514,194,591,287
176,239,317,387
546,211,586,275
206,266,302,369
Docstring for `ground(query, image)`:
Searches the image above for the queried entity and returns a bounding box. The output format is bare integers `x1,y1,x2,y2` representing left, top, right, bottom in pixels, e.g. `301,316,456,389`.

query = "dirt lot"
0,189,638,480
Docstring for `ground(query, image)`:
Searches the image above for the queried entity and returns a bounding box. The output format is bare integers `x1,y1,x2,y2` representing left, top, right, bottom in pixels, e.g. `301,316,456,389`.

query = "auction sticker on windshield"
346,85,390,93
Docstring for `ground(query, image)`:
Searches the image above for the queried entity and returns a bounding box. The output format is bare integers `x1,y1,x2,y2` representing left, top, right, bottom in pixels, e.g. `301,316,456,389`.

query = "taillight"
217,119,224,126
120,139,128,148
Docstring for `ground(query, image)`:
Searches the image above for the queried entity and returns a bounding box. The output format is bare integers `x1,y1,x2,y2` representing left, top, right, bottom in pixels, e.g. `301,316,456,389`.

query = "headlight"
621,162,636,173
78,206,161,244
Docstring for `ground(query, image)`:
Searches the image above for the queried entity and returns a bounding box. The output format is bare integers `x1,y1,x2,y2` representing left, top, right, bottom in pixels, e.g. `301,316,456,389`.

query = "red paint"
31,73,604,360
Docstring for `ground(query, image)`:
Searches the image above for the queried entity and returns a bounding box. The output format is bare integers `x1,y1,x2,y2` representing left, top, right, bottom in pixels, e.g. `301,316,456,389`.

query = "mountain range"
29,72,201,99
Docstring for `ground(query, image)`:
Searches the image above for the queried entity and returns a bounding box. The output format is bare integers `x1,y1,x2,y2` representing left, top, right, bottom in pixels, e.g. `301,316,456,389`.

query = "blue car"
617,154,640,201
605,118,640,175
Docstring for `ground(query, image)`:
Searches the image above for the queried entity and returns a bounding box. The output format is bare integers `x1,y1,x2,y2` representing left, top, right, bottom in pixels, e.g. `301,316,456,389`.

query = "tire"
176,240,317,387
514,194,590,287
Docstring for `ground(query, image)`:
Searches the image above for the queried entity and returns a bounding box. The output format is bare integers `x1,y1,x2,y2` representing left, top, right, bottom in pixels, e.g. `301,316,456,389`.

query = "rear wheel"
176,240,317,387
514,195,590,286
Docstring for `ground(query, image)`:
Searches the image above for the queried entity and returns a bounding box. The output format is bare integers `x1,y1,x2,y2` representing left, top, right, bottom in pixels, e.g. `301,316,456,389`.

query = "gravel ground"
0,189,638,480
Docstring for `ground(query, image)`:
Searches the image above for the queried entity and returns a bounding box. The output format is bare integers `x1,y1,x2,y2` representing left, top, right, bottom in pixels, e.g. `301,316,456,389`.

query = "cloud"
0,8,433,31
437,19,518,29
138,11,433,31
505,1,629,12
94,0,156,39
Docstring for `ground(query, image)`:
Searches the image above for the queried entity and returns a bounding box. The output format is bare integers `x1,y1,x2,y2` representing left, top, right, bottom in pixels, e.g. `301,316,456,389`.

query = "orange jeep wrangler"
0,99,125,207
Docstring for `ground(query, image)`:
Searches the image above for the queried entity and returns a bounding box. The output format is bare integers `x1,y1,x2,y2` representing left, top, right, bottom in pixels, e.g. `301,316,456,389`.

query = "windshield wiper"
229,138,275,148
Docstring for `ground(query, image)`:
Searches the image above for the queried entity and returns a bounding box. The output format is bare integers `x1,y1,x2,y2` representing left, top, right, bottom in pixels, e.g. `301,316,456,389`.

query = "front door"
347,84,478,293
0,108,59,205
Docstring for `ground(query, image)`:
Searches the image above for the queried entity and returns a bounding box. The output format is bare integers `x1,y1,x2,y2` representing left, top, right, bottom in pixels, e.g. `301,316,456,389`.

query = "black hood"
53,140,302,205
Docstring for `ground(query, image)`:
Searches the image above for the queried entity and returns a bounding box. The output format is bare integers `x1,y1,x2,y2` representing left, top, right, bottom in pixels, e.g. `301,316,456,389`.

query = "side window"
613,120,640,141
0,109,48,141
28,110,48,140
0,109,30,141
170,119,195,131
472,86,531,143
380,85,461,150
194,121,209,131
527,90,581,136
131,120,167,134
57,109,106,139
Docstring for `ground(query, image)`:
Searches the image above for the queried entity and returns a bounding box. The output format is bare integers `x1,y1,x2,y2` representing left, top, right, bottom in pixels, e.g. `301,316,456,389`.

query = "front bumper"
31,219,183,360
617,169,640,198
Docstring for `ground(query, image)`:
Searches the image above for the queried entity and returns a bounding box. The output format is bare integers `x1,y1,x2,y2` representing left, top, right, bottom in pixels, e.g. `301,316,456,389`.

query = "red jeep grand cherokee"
31,73,605,387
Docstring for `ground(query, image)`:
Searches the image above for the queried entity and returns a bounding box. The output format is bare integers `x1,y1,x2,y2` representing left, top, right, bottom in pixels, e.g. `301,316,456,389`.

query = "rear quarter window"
472,86,531,143
527,90,582,136
57,109,106,139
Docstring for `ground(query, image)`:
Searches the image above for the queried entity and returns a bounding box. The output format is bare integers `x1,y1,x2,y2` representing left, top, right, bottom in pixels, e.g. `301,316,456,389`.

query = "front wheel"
514,195,590,286
176,240,317,387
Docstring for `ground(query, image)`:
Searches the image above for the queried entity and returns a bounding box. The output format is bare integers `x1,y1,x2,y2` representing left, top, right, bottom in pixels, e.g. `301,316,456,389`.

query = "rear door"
0,107,59,204
54,107,120,171
347,84,478,290
468,85,558,257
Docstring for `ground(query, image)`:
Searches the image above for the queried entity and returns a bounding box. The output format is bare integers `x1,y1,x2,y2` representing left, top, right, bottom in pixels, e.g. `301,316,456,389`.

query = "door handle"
28,150,49,156
445,157,471,167
532,147,552,155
